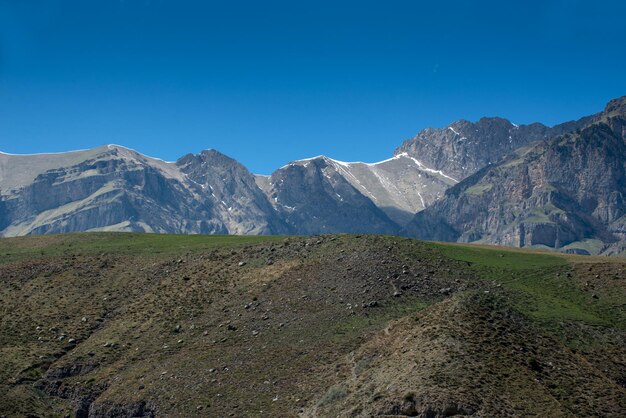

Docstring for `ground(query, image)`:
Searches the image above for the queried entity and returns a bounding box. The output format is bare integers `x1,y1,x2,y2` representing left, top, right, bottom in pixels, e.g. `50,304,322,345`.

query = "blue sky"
1,1,625,174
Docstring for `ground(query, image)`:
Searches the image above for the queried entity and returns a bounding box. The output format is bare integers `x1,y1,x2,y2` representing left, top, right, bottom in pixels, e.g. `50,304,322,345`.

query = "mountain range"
1,96,625,255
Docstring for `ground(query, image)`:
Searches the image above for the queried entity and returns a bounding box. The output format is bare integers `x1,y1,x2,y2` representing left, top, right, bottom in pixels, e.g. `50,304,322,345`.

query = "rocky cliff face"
403,96,626,254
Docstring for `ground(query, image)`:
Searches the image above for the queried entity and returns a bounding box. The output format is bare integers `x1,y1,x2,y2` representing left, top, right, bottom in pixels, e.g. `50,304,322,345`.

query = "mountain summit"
395,115,594,181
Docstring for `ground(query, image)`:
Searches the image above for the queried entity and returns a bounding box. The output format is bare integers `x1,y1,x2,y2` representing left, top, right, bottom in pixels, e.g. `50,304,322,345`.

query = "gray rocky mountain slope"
261,153,457,229
403,96,626,255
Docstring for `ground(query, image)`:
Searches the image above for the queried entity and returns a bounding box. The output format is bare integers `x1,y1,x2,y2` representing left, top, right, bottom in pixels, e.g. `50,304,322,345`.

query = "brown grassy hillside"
0,233,624,417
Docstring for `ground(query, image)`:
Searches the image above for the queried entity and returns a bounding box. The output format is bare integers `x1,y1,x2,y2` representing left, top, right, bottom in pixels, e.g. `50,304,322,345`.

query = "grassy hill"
0,233,624,417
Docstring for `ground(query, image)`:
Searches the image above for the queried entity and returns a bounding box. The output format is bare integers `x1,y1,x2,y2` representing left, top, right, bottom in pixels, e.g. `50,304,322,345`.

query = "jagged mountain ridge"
404,96,626,255
0,99,613,240
0,145,463,237
395,114,595,180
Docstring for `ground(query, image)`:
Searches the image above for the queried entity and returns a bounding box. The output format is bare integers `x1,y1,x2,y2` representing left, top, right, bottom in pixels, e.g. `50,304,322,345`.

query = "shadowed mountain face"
403,96,626,254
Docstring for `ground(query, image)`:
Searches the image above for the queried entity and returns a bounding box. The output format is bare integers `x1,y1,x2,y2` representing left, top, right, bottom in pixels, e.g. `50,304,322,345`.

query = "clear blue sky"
1,1,625,174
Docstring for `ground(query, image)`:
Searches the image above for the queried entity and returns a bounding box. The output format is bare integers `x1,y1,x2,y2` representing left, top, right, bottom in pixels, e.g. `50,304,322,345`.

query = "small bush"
354,358,371,376
318,385,348,406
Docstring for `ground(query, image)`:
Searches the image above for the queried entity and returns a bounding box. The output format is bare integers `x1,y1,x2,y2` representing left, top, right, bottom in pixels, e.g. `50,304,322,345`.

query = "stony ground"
0,233,624,417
